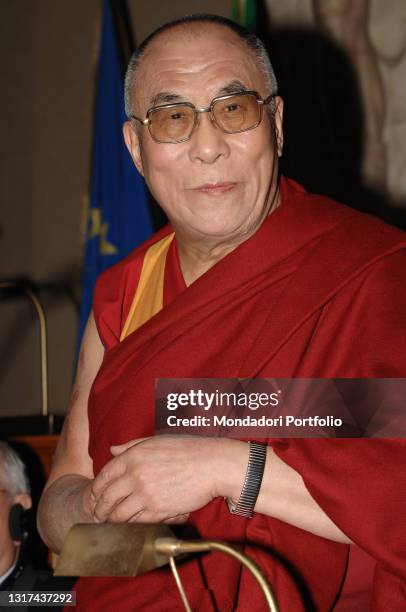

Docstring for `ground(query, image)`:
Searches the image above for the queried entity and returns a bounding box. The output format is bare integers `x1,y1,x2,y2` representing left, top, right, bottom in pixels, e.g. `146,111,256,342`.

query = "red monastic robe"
74,178,406,611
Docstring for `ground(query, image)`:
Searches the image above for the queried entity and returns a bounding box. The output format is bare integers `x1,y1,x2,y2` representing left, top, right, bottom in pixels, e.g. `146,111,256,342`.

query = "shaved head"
124,14,278,117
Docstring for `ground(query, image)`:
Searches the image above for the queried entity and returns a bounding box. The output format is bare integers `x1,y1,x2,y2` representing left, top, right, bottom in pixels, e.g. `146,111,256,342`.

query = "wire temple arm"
130,114,149,125
155,537,279,612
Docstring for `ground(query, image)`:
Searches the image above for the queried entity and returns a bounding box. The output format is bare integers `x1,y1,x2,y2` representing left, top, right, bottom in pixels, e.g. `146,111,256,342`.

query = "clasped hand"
89,435,222,524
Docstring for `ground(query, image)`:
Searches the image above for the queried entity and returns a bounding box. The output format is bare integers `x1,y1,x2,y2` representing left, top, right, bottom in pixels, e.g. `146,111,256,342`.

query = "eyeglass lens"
148,93,261,143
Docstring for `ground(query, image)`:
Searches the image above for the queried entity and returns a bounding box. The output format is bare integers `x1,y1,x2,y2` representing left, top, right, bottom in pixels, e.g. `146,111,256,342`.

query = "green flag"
231,0,256,29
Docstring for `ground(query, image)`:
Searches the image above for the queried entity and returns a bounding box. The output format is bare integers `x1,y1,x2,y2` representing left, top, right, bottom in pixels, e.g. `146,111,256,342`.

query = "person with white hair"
0,441,32,591
0,441,76,610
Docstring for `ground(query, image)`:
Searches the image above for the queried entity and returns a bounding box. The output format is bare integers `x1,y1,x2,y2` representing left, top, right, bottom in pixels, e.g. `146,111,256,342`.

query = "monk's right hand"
89,436,229,524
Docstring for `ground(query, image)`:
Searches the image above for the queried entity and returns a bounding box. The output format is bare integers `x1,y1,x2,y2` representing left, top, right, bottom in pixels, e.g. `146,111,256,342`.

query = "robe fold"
74,177,406,611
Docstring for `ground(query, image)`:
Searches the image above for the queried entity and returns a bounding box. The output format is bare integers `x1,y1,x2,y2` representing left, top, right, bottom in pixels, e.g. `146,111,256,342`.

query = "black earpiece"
9,503,30,542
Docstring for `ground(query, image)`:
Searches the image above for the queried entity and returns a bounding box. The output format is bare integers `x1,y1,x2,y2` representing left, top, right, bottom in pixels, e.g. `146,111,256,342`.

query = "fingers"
127,510,188,524
92,439,150,518
92,455,127,497
99,496,185,525
92,475,133,522
163,513,190,525
93,482,190,525
97,491,144,523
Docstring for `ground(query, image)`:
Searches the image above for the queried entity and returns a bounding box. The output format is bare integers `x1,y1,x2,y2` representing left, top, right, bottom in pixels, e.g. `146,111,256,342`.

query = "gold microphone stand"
156,537,279,612
55,523,279,611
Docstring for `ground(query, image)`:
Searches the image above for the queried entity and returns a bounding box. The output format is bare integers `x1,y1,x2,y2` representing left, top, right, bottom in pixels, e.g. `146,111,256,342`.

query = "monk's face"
124,25,283,246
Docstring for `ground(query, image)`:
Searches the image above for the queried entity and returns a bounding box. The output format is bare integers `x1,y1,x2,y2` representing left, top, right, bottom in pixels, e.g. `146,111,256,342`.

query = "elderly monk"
38,15,406,612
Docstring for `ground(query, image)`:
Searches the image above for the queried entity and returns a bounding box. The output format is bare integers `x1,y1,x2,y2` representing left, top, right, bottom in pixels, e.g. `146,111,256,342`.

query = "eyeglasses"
130,90,275,144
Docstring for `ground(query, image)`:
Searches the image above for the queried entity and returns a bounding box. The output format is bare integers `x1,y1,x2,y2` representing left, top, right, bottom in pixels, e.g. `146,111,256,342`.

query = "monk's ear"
272,96,284,157
123,121,144,176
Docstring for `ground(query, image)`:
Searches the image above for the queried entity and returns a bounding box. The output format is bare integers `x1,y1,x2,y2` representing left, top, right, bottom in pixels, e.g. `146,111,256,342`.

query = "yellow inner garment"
120,233,175,341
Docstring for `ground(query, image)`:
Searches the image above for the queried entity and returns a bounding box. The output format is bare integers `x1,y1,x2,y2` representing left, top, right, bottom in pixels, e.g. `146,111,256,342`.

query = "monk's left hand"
91,436,243,523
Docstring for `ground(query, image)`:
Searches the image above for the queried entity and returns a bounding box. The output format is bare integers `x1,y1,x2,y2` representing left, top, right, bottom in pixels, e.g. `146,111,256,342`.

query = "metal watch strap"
227,441,267,518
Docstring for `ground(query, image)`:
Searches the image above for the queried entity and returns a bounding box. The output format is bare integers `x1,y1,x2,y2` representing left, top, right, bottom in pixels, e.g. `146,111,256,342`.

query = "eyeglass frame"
129,90,276,144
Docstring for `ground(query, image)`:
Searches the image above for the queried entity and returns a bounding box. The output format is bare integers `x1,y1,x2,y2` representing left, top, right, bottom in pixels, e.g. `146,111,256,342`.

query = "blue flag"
78,0,153,343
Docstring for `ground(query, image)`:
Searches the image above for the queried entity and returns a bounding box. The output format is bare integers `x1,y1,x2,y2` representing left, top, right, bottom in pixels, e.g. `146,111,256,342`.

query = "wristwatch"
226,441,267,518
